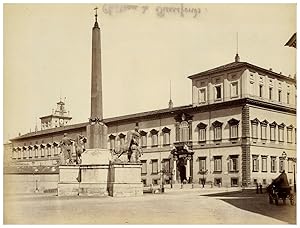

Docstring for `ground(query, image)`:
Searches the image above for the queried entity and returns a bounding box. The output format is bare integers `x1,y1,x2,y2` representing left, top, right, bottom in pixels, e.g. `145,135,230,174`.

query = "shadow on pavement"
202,189,296,224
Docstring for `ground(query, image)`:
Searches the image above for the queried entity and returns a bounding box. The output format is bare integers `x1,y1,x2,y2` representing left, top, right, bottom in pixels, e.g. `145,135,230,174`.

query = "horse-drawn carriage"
266,171,295,206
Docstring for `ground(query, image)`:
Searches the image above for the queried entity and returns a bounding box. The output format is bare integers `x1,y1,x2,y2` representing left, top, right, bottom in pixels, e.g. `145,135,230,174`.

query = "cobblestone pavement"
4,189,296,224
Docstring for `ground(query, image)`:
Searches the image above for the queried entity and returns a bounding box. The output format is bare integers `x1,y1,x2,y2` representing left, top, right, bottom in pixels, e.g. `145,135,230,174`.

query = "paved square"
3,189,296,224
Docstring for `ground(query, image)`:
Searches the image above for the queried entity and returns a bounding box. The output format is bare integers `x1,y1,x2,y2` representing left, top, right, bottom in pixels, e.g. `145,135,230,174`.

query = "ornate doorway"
171,143,194,183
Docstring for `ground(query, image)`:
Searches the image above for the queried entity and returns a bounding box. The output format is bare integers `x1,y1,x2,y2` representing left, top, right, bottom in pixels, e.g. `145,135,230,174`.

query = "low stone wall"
4,174,59,194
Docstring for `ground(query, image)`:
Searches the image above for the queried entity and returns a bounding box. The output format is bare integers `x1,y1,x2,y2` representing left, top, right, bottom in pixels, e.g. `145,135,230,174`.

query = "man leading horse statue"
114,127,143,163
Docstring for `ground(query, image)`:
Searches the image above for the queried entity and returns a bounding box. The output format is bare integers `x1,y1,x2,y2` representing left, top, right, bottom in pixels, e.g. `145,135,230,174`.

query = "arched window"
150,129,159,147
162,127,171,145
109,134,116,150
118,133,126,150
139,130,147,148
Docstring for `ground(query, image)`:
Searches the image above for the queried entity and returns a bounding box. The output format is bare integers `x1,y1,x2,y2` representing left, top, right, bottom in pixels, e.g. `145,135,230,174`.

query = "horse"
74,134,87,164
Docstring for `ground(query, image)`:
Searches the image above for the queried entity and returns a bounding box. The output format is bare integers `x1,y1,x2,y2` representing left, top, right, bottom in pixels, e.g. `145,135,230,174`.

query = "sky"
3,3,296,142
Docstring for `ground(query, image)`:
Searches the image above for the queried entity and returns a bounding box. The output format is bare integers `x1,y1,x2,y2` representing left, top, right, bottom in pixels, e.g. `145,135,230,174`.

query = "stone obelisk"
86,8,107,150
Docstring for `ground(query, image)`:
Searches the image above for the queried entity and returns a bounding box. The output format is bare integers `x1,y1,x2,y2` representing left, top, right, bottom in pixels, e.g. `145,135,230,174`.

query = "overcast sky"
3,3,296,142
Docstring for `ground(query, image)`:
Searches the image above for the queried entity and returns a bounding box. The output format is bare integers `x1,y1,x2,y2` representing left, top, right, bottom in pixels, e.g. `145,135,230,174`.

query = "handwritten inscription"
102,4,206,19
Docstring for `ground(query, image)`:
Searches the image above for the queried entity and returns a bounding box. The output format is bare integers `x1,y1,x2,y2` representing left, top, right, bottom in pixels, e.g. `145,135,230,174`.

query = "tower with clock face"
40,99,72,130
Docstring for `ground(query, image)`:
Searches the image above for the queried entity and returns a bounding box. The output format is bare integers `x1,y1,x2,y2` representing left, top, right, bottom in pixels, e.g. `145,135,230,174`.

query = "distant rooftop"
188,61,295,82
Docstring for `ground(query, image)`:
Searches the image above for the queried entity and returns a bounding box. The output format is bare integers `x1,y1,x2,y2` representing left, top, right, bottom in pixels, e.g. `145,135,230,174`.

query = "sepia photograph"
3,2,297,224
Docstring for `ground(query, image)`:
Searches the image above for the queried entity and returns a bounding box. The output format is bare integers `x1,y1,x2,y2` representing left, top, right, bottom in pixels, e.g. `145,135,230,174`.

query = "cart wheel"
269,195,273,204
290,194,295,206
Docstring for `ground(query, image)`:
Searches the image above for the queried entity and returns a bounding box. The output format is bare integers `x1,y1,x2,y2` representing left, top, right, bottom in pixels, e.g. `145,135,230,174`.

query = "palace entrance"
170,143,194,183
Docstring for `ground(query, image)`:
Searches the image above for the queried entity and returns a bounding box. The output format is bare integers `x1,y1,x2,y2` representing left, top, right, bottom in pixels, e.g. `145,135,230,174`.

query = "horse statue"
113,128,143,163
74,134,87,165
125,129,143,162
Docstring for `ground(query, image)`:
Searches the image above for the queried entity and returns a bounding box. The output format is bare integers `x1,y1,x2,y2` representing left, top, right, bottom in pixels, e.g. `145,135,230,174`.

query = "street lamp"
291,157,297,193
33,167,39,193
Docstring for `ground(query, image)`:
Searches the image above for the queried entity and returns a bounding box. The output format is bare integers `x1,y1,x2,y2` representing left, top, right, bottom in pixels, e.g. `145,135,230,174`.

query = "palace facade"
8,55,296,188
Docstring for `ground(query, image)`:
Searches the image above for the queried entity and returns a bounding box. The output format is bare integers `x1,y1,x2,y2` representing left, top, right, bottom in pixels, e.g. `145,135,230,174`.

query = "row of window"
198,81,239,103
109,118,241,150
199,155,239,173
12,145,61,159
140,159,171,175
252,155,296,173
250,81,292,104
142,177,239,187
251,119,296,143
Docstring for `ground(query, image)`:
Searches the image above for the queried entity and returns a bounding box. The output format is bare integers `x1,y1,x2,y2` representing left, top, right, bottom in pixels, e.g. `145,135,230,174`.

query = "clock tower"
40,98,72,130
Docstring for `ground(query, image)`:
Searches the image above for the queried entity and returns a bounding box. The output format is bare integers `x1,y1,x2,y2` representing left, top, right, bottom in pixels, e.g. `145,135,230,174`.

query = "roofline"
11,97,296,142
11,122,88,141
39,115,72,119
11,104,191,141
188,61,296,83
103,104,192,125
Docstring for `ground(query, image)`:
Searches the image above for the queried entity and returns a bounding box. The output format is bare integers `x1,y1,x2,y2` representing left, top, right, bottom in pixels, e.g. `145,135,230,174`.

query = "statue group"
59,127,142,165
60,133,86,165
114,127,143,163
